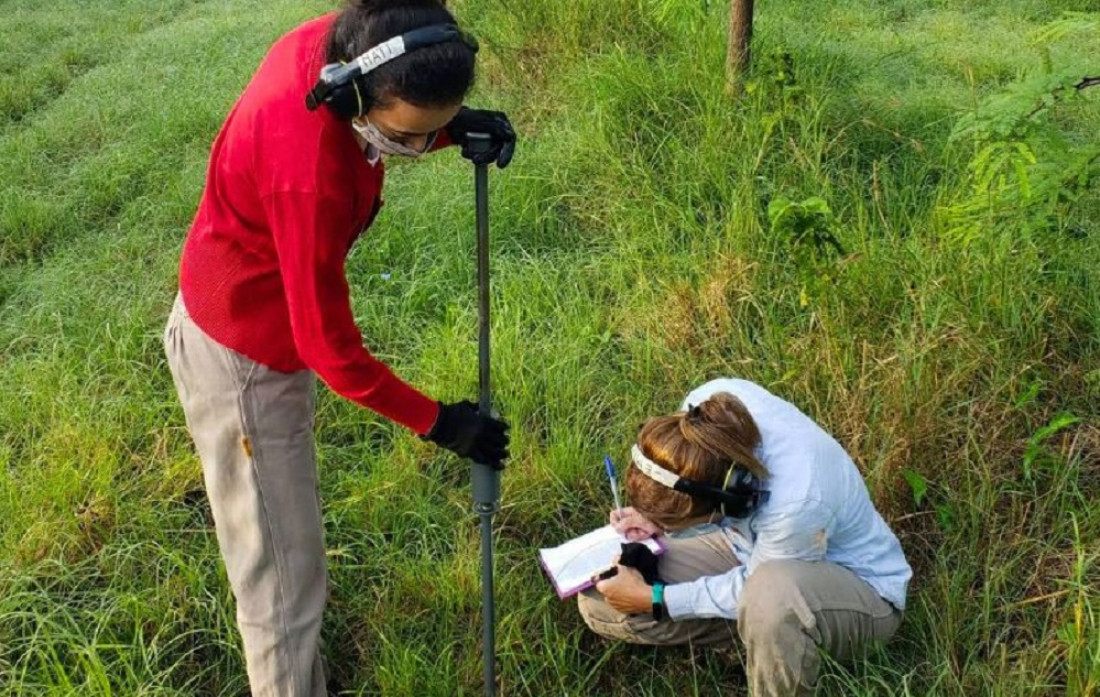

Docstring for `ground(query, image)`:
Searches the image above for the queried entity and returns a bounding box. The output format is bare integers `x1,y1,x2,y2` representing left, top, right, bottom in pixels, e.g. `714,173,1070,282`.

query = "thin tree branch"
1023,76,1100,121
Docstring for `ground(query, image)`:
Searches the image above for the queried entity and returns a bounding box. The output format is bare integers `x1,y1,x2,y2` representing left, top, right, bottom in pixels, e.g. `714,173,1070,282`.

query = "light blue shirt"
662,379,912,621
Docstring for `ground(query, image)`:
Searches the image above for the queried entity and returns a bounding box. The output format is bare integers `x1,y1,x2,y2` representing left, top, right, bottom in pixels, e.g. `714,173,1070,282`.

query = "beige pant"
577,529,902,697
164,294,327,697
578,526,740,645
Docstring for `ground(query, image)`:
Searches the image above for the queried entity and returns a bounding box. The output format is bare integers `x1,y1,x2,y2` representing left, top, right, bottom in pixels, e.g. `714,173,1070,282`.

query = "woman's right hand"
423,400,509,469
611,507,662,541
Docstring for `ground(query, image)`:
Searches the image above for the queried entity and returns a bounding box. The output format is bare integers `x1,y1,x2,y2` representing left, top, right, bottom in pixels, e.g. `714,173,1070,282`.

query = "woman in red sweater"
163,1,512,693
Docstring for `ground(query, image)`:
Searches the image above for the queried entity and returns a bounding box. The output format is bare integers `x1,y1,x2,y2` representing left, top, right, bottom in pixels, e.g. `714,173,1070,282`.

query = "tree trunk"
727,0,755,97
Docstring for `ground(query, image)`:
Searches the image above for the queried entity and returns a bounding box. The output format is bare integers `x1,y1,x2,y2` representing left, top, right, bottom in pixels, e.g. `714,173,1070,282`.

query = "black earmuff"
672,466,769,519
305,23,478,119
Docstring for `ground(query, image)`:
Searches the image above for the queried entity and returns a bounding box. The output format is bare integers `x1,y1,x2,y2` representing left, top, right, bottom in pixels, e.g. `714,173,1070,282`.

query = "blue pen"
604,455,623,518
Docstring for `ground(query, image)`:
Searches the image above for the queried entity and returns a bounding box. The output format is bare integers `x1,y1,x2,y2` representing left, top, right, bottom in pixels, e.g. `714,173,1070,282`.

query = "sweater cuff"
418,398,442,436
347,369,440,435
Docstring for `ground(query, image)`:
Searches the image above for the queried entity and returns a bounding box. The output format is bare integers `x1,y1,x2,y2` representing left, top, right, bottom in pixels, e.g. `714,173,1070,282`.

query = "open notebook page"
539,524,665,599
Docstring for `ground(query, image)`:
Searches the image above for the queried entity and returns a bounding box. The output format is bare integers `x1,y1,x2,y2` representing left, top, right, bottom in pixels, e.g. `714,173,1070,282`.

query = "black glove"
446,107,516,168
423,400,510,469
595,543,663,584
618,542,663,585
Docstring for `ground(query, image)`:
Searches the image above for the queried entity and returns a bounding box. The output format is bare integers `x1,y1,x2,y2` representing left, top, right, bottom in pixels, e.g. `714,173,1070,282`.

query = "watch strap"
651,582,666,621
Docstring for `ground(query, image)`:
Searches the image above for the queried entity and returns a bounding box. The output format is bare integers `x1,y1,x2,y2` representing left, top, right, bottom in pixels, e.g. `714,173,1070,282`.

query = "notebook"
539,525,666,600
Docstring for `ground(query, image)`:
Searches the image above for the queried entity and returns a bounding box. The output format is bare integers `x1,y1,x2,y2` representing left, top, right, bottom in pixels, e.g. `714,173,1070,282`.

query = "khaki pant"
577,529,902,697
578,526,741,645
164,294,327,697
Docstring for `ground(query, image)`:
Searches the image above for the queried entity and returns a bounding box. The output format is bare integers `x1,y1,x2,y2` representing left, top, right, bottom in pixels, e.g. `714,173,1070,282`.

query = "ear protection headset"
305,24,478,118
630,444,770,519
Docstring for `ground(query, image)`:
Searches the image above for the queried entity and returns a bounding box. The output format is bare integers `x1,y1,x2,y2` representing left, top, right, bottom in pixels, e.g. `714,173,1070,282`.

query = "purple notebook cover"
539,532,667,600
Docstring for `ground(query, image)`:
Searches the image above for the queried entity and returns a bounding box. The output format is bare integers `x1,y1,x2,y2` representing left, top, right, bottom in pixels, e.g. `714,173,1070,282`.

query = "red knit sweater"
180,13,440,434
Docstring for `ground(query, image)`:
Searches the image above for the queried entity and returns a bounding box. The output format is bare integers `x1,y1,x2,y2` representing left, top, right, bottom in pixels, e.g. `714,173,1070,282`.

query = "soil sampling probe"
468,132,500,697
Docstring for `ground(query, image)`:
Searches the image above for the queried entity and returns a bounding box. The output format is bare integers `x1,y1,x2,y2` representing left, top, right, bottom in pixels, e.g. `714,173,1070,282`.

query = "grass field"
2,0,1099,695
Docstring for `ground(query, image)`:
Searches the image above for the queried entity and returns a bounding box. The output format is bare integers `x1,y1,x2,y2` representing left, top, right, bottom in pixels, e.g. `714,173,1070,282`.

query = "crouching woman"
579,378,912,697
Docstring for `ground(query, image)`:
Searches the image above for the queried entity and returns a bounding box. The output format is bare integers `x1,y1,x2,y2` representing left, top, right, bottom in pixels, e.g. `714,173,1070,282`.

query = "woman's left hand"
593,562,652,615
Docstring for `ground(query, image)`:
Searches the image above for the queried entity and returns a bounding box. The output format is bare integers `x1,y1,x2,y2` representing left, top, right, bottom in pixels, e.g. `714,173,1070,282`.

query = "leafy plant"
940,16,1100,243
744,49,799,97
902,469,927,507
767,195,844,306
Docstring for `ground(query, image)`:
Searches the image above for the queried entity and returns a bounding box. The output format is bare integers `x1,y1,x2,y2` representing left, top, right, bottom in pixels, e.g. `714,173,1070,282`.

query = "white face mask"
351,118,436,158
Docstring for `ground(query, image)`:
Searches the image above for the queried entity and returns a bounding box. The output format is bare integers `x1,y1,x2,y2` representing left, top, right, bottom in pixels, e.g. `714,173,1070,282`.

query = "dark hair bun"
328,0,472,113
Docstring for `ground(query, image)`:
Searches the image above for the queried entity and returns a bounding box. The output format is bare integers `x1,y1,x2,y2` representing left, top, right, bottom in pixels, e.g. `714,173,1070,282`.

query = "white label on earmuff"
355,36,408,75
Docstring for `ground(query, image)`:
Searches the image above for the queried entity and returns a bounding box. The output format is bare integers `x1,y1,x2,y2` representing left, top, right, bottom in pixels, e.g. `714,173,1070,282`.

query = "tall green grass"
2,0,1098,694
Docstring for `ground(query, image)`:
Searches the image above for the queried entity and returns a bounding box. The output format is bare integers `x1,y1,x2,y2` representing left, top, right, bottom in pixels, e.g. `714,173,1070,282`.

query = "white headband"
630,444,682,489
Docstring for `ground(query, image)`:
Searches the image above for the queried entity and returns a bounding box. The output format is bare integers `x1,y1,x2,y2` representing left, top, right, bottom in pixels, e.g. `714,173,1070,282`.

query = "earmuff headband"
629,444,769,518
630,445,726,499
306,24,478,112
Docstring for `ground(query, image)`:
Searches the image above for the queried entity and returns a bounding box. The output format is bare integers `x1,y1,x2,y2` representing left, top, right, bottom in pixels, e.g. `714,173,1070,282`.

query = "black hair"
325,0,476,110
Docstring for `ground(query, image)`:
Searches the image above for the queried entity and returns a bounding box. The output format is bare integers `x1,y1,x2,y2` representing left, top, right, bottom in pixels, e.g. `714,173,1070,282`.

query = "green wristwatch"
652,582,666,621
